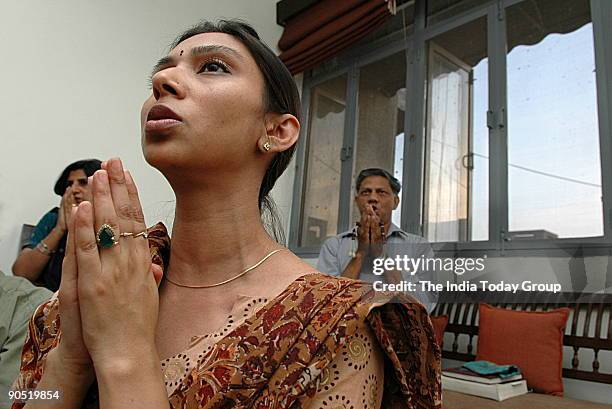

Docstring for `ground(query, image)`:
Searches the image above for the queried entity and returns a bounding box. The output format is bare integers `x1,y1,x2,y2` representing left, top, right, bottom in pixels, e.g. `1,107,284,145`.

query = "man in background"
317,168,437,312
0,271,51,409
12,159,101,291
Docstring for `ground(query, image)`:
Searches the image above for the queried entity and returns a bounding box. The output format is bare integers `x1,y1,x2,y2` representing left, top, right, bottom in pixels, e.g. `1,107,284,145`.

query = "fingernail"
95,170,109,184
112,158,122,171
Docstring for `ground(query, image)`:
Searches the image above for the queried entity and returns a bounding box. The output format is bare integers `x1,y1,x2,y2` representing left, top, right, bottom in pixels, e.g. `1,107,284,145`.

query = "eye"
198,59,230,74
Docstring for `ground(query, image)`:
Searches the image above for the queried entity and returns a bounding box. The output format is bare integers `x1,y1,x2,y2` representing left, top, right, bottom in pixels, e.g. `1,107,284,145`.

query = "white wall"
0,0,288,274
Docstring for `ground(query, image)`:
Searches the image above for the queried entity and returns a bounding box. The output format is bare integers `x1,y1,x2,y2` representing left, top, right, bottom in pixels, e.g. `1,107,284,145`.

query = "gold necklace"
164,249,285,289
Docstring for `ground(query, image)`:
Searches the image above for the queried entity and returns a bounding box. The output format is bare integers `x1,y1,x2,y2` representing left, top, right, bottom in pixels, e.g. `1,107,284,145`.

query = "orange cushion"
476,304,570,396
430,315,448,347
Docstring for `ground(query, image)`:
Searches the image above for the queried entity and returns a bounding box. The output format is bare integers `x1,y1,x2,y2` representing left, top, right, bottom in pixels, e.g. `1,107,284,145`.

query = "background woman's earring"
263,141,271,152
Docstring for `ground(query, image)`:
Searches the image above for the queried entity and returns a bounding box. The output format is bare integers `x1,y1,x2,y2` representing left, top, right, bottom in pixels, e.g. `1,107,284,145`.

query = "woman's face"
141,32,267,173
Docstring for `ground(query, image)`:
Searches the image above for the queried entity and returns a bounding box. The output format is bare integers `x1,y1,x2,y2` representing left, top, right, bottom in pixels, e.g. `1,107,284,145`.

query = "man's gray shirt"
316,223,437,312
0,272,52,409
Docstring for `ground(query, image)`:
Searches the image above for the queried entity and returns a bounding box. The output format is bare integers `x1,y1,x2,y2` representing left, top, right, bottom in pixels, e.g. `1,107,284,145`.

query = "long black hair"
53,159,102,196
170,20,301,242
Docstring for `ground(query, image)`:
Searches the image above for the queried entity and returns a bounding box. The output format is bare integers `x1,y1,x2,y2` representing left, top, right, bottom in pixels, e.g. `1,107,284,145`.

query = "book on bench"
443,366,523,384
442,375,528,401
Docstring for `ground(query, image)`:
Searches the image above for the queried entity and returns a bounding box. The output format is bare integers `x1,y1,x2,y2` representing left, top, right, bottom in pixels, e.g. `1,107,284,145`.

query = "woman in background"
12,159,101,291
13,20,440,409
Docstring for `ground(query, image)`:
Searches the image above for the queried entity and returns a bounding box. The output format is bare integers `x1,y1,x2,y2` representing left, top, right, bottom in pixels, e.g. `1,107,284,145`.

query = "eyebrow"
191,45,243,60
359,187,390,192
68,178,87,184
150,45,244,77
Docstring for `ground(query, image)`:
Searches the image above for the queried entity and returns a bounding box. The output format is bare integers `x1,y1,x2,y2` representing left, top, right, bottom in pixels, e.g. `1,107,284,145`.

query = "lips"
147,105,181,121
145,104,182,133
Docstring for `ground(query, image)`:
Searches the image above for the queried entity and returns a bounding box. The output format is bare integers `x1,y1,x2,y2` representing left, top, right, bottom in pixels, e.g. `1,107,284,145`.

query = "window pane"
507,0,602,239
424,16,489,242
300,75,347,247
351,52,407,227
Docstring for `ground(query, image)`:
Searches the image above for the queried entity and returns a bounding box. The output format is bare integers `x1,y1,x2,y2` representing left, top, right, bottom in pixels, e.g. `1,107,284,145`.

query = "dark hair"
171,20,301,242
355,168,401,195
53,159,102,196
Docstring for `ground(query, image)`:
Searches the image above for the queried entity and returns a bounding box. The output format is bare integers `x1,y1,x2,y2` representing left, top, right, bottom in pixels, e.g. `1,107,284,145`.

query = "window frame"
288,0,612,259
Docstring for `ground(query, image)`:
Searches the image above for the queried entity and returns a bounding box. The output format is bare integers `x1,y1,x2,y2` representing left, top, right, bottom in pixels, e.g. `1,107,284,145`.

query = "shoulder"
402,232,429,243
147,222,171,271
391,226,430,244
43,207,59,218
294,271,364,289
0,274,52,303
320,230,352,249
336,229,354,240
331,229,354,242
37,208,59,225
31,208,59,235
289,272,374,311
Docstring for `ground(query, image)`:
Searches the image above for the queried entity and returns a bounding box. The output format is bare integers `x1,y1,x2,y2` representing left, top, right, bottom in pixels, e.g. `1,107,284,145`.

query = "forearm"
22,348,94,409
340,253,364,279
41,226,66,251
96,346,168,409
12,228,65,281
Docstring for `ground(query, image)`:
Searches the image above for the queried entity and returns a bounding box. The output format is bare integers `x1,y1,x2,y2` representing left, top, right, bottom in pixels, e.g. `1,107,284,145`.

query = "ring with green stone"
96,223,119,248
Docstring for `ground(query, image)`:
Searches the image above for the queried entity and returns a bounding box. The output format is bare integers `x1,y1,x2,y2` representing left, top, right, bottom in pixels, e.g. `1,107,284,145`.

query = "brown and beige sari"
12,224,441,409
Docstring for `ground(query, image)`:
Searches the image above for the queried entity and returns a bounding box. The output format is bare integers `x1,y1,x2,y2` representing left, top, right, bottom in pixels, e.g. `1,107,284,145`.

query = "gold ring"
134,231,148,239
96,224,119,248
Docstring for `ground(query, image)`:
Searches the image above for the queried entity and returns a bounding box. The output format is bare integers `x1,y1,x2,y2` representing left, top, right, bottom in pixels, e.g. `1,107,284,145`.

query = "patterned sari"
11,224,441,409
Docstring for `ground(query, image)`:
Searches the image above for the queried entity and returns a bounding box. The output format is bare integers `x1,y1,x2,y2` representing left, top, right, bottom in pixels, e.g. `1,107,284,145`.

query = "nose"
151,68,186,101
71,183,83,194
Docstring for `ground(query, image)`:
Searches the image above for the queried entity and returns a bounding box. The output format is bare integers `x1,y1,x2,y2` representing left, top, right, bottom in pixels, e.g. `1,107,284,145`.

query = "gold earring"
263,141,271,152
